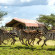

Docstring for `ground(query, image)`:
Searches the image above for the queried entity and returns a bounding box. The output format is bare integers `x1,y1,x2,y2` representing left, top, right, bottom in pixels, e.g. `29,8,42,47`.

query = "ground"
0,38,55,55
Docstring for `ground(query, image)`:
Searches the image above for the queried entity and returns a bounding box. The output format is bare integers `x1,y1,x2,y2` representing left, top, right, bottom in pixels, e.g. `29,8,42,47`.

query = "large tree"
0,10,7,21
37,14,55,29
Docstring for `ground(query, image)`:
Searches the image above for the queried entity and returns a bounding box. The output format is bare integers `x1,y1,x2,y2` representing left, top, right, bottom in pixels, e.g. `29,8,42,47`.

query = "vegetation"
0,10,7,21
37,14,55,29
0,39,55,55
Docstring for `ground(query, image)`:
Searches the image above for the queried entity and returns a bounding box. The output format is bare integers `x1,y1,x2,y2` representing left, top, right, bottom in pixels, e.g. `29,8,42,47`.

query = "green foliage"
0,10,7,21
37,14,55,27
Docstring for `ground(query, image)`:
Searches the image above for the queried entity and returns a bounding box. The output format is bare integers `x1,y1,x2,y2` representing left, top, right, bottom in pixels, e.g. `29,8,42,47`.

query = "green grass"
0,39,55,55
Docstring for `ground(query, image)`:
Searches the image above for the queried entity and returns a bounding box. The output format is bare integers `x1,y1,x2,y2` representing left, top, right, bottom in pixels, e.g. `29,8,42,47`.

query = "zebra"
40,26,55,47
25,30,43,45
0,29,18,45
16,28,43,46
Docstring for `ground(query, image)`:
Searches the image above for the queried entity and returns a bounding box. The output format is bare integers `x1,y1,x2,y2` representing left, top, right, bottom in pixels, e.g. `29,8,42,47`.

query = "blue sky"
0,0,55,26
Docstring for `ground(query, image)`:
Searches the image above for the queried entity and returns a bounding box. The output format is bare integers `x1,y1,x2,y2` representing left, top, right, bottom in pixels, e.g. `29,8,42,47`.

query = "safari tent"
5,18,44,29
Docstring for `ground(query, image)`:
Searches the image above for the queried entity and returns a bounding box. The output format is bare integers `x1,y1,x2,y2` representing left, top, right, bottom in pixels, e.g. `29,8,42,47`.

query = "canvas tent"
5,18,44,29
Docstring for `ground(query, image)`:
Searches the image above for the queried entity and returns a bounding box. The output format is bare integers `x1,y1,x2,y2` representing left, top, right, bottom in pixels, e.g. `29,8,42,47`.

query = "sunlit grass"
0,38,55,55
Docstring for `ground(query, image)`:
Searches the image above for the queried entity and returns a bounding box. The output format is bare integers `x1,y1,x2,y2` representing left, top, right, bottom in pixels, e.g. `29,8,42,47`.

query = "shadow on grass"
0,46,11,47
0,45,11,49
10,45,55,51
10,45,47,51
47,48,55,51
10,46,36,51
0,45,55,51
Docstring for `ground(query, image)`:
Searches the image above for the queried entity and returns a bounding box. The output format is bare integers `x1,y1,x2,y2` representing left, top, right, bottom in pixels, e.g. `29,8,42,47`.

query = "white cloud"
2,16,13,26
20,0,32,3
47,0,55,5
4,6,8,9
0,6,2,8
0,16,11,26
0,0,15,4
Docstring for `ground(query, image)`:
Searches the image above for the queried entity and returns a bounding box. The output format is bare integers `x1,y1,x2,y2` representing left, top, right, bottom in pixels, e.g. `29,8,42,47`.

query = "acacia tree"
37,14,55,29
0,11,7,21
